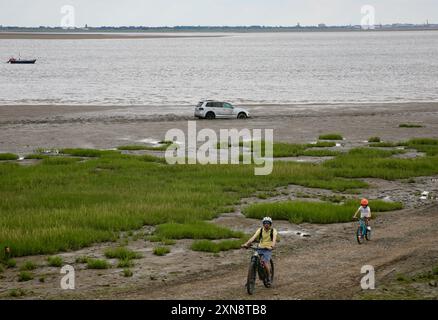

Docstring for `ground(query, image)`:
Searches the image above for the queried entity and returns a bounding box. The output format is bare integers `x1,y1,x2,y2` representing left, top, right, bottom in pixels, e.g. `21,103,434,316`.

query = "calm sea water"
1,31,438,106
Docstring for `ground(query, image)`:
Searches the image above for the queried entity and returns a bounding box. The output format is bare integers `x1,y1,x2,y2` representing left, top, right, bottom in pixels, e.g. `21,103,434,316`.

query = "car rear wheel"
205,112,215,120
237,112,248,119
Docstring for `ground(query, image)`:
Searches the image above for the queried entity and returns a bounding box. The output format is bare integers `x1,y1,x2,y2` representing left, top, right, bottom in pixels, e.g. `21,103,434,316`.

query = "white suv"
194,100,250,119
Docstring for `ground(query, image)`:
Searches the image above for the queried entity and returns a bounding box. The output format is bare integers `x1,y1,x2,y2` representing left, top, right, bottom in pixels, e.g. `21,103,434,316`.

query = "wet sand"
0,102,437,155
0,32,225,40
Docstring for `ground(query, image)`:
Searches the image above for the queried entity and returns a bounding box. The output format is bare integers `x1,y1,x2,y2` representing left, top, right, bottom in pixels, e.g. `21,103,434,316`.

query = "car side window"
206,102,214,107
223,103,233,109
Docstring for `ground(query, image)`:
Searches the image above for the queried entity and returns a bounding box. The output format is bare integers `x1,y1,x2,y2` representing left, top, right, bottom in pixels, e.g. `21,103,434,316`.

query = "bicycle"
356,217,371,244
243,244,274,295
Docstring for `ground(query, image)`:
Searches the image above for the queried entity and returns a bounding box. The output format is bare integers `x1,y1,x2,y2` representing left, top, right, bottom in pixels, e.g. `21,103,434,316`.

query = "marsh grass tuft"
243,199,403,224
161,239,176,245
153,247,170,256
368,137,381,143
20,261,37,271
117,259,134,268
87,259,110,269
47,256,64,267
399,123,423,128
191,239,244,253
154,222,244,240
123,268,133,277
18,271,34,282
60,148,119,157
318,133,343,140
104,247,141,260
75,256,89,264
9,288,27,297
118,141,173,152
5,259,16,268
0,153,19,161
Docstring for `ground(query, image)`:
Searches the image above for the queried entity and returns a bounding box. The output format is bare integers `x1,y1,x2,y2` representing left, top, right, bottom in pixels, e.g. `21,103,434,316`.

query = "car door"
213,102,226,117
221,102,234,118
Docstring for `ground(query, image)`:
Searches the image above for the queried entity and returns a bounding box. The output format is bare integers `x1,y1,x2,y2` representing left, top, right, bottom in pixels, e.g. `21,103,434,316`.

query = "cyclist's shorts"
256,248,272,263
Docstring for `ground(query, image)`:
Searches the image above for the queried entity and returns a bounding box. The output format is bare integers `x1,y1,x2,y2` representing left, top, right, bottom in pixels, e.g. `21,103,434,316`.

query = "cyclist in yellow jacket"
242,217,278,287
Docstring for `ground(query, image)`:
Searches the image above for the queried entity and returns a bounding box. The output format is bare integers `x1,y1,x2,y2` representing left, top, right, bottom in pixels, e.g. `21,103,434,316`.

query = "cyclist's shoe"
263,278,272,288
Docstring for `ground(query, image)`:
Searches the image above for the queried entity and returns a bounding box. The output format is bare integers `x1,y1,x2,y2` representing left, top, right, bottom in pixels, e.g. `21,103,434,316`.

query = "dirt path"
106,204,438,300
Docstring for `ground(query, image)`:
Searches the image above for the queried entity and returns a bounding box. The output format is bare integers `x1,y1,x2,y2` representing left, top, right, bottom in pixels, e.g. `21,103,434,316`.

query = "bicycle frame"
358,218,368,237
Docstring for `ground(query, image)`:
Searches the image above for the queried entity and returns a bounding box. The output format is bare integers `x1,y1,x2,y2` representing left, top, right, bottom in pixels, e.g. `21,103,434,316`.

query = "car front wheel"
237,112,248,119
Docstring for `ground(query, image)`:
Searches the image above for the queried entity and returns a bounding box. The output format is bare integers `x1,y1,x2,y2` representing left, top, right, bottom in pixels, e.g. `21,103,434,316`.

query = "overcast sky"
0,0,437,27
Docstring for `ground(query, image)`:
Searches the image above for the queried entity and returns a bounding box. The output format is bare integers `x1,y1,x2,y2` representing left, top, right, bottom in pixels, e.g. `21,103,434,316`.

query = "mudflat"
0,102,437,154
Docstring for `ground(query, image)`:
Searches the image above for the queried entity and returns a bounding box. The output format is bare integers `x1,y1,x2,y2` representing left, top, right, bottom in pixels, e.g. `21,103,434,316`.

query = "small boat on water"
7,57,37,64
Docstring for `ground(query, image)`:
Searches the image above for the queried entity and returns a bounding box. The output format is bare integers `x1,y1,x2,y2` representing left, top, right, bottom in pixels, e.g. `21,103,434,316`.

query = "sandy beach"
1,102,437,155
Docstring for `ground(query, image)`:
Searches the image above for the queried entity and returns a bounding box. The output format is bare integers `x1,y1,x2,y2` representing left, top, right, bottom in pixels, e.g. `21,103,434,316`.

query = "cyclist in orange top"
242,217,278,287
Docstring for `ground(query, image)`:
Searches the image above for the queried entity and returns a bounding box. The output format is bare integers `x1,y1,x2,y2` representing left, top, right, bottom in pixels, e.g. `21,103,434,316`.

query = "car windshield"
197,102,203,107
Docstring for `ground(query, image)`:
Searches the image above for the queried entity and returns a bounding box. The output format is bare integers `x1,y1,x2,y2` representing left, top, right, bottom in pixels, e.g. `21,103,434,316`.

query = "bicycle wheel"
356,226,364,244
365,228,371,241
246,258,257,295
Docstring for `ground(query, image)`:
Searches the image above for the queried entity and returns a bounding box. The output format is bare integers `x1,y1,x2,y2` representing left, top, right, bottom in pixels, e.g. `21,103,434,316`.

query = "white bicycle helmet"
262,217,272,225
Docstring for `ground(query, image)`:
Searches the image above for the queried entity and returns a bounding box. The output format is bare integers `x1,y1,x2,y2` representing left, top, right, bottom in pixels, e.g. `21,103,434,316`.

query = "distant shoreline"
2,28,438,40
0,32,226,40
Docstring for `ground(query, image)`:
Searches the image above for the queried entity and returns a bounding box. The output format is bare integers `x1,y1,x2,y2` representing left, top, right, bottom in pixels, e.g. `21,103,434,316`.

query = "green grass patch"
0,153,19,161
191,239,244,253
243,199,403,224
117,141,173,151
8,288,27,297
123,268,133,277
323,147,438,180
104,247,141,260
153,247,170,256
318,133,343,140
117,258,134,268
399,123,423,128
368,137,381,143
18,271,33,282
3,139,438,257
161,239,177,245
19,261,37,271
75,256,89,264
137,154,166,163
405,138,438,156
60,148,104,157
369,142,399,148
24,154,48,160
86,259,110,269
154,222,244,240
5,259,16,268
307,141,337,148
47,256,64,267
301,149,341,157
145,235,163,242
217,140,339,158
41,157,82,166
